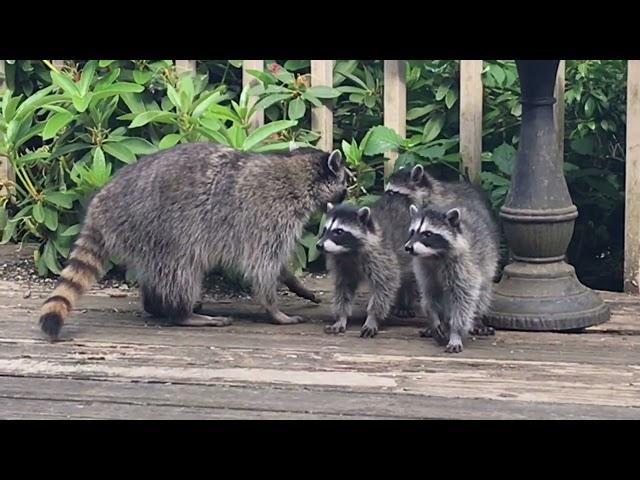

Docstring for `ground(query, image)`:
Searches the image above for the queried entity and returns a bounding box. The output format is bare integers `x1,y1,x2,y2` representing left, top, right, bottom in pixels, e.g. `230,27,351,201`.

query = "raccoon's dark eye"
333,228,344,236
422,230,433,238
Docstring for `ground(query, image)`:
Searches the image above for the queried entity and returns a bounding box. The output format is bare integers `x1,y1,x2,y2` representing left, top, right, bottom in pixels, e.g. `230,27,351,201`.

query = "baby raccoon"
316,203,400,338
405,204,499,353
387,164,499,336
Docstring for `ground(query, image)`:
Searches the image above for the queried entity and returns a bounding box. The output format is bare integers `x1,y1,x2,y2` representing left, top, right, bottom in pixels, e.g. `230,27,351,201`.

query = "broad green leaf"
133,70,153,85
103,142,136,164
422,114,445,142
72,93,92,112
192,91,224,118
254,93,292,112
60,224,82,237
98,60,116,67
445,89,457,109
120,138,157,156
33,202,45,223
363,126,403,156
242,120,297,151
288,97,306,120
159,133,182,150
43,240,62,275
306,86,341,99
78,60,97,96
42,111,73,140
129,111,175,128
51,71,80,96
407,105,437,120
1,219,17,244
46,192,76,209
301,91,322,107
491,143,517,175
435,83,450,101
43,206,58,231
199,116,221,131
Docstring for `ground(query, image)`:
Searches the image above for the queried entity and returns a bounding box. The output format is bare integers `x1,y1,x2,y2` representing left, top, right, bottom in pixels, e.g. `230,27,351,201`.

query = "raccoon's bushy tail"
39,223,107,340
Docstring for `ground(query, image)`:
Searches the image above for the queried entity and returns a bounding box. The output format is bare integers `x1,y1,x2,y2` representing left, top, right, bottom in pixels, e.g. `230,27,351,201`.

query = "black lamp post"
485,60,610,331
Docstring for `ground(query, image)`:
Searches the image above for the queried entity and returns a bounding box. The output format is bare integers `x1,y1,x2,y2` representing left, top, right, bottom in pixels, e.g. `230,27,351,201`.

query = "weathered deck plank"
1,276,639,419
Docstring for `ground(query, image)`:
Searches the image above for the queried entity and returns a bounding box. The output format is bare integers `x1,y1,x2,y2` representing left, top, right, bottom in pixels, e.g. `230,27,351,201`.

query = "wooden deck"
1,274,639,419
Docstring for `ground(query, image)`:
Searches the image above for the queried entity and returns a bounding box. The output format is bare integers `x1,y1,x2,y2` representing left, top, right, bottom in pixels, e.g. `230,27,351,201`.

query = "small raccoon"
405,204,500,353
387,164,499,336
316,203,400,338
38,143,347,341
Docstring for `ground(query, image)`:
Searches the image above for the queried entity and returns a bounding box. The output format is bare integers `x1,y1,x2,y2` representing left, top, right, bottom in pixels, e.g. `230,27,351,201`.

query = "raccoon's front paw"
469,325,495,336
418,328,433,338
360,318,379,338
444,341,463,354
430,325,448,346
324,319,347,334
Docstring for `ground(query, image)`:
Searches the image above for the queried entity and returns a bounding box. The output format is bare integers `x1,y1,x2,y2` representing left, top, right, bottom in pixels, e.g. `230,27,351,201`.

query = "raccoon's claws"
360,318,379,338
325,321,346,334
431,325,449,346
444,342,463,354
469,324,495,336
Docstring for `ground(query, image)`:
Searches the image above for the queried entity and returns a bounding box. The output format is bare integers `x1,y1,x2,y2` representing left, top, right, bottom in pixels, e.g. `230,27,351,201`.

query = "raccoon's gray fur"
405,204,500,353
39,143,347,340
386,164,499,336
316,203,401,338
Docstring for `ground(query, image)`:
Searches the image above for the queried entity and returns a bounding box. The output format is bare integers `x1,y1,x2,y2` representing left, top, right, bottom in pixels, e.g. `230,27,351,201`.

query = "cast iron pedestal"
485,60,610,331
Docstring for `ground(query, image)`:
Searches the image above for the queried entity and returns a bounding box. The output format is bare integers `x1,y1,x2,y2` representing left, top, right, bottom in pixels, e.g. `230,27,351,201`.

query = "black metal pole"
485,60,610,331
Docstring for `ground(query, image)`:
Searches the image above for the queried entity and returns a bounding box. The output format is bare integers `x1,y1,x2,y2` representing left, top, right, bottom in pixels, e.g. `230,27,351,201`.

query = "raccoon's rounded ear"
409,204,419,216
327,150,344,176
410,164,424,183
446,208,461,227
326,202,335,212
357,206,371,225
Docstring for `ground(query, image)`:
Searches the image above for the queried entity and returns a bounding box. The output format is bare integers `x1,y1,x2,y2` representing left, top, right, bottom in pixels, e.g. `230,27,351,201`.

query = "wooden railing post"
311,60,334,152
625,60,640,293
459,60,483,184
383,60,406,177
175,60,196,76
242,60,264,132
0,60,14,199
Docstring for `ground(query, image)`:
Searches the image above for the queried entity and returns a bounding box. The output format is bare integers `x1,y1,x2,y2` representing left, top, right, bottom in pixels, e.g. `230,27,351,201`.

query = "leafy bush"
0,60,628,291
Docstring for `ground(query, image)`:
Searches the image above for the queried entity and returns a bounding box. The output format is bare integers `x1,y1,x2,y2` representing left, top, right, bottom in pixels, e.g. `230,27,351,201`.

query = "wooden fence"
0,60,638,293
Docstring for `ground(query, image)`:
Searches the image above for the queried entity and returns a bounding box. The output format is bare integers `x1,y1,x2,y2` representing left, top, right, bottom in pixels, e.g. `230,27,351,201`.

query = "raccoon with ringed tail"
386,163,499,336
38,143,347,340
316,202,401,338
405,203,500,353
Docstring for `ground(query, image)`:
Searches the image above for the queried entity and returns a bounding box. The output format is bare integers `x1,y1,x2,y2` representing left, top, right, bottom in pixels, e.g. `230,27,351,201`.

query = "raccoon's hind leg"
468,281,495,336
140,271,231,327
391,275,417,318
253,269,305,324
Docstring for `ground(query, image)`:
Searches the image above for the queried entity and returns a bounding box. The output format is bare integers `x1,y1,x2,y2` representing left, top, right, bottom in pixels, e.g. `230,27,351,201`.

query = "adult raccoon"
39,143,347,340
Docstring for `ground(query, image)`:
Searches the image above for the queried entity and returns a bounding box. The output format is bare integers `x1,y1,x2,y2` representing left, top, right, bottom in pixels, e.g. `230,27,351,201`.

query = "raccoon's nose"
405,243,414,253
316,242,324,252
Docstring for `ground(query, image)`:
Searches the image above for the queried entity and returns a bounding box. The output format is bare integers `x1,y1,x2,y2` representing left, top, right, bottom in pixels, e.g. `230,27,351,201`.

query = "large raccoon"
316,203,400,338
405,204,500,353
386,164,499,336
38,143,347,340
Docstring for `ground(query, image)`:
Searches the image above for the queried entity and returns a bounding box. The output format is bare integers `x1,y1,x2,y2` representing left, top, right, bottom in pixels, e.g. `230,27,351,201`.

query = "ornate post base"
488,262,610,331
484,60,610,331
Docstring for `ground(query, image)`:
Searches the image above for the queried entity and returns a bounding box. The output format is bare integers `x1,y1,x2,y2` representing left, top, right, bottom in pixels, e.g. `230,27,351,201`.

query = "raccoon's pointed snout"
316,242,324,252
404,242,414,253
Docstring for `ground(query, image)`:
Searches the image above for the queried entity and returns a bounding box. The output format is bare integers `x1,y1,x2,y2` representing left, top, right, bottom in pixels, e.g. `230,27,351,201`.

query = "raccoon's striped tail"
39,225,107,340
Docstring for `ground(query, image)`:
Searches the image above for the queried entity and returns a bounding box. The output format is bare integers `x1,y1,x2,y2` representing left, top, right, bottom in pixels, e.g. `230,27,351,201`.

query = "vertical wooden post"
175,60,196,76
0,60,14,198
625,60,640,293
459,60,484,184
311,60,334,152
554,60,566,162
0,60,5,91
383,60,406,177
242,60,264,132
